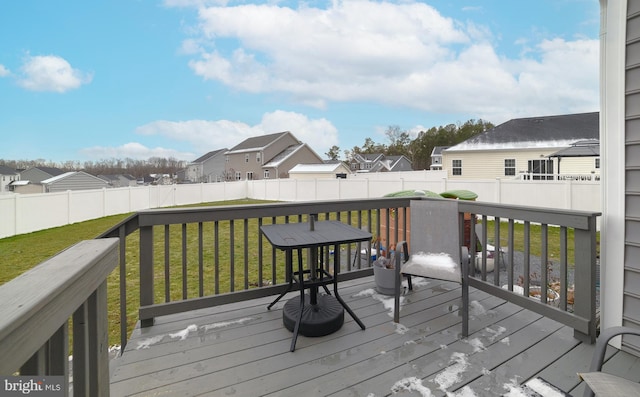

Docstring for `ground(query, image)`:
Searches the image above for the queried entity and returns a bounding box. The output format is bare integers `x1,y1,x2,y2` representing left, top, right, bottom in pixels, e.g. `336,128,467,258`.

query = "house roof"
42,171,76,184
431,146,450,156
289,163,348,173
0,165,18,175
447,112,599,152
548,139,600,158
191,149,228,164
228,132,295,153
262,144,305,167
33,166,66,177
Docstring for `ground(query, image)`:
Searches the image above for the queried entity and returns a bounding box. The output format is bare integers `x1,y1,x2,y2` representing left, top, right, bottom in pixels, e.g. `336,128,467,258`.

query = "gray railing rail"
0,238,119,397
458,200,601,343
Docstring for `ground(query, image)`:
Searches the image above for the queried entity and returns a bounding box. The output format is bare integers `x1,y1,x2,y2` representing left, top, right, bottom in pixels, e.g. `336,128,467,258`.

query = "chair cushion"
400,251,461,283
579,372,640,396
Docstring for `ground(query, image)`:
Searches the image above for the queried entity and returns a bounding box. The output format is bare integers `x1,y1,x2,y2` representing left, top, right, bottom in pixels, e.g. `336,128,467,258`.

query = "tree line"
1,118,492,178
326,119,494,170
0,157,187,179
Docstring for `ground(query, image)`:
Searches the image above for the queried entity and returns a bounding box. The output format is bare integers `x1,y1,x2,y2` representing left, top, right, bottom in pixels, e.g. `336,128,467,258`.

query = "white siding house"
288,162,351,180
442,112,599,180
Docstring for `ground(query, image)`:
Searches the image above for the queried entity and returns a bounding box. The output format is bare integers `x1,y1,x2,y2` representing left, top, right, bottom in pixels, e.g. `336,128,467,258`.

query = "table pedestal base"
283,294,344,337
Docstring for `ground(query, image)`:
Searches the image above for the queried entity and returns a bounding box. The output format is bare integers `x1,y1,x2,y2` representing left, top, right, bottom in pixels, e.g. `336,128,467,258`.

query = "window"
264,170,270,179
504,159,516,176
225,156,229,162
452,159,462,176
527,159,554,180
245,154,249,163
235,172,241,181
246,172,254,180
595,158,600,169
256,153,261,163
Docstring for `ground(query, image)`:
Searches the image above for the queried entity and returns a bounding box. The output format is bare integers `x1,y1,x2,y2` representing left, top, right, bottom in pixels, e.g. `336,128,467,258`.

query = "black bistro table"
261,218,370,351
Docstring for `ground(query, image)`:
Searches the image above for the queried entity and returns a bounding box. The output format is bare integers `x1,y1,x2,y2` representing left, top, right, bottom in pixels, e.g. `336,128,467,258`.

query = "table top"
260,220,372,249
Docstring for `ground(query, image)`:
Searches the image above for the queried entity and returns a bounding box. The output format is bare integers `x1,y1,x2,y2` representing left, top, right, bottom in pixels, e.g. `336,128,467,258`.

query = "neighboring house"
430,146,449,170
225,131,323,180
42,171,110,192
288,162,352,180
349,153,413,172
97,174,138,188
0,165,19,193
19,166,65,183
186,149,228,183
442,112,599,179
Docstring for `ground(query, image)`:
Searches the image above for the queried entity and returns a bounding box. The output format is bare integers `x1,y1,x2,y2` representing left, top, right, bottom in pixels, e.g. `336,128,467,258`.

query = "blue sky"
0,0,600,163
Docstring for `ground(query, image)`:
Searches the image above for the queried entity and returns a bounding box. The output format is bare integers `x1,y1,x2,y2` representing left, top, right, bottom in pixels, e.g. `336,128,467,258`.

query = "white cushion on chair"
400,251,462,283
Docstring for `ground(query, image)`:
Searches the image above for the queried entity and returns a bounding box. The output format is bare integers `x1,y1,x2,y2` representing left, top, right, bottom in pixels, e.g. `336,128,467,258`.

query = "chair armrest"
589,326,640,372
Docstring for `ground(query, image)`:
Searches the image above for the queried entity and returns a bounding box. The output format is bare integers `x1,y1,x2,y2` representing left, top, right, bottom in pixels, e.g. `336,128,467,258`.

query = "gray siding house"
42,171,110,192
186,149,228,183
225,132,323,180
602,0,640,355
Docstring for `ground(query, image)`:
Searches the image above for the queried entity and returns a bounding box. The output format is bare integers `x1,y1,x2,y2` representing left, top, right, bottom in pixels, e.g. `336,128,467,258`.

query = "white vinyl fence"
0,171,601,239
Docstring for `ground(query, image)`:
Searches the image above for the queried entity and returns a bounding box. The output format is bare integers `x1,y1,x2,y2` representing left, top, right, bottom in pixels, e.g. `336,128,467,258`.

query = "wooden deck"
110,276,639,396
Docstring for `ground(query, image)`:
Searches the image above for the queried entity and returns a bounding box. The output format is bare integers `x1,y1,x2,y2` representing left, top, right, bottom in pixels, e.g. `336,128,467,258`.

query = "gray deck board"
110,275,632,396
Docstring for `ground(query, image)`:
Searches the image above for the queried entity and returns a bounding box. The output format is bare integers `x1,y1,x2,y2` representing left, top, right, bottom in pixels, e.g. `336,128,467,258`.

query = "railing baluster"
199,222,204,297
119,225,127,351
494,217,501,286
560,226,568,311
541,224,548,304
258,218,264,287
214,220,220,295
244,218,249,290
229,220,235,292
523,221,530,297
164,224,170,302
73,302,88,396
508,219,514,289
139,225,154,327
182,223,188,300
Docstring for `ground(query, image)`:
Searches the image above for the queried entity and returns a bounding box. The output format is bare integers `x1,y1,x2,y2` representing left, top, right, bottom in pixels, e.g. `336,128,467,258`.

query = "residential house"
97,174,138,188
441,112,599,179
0,165,19,193
42,171,110,192
430,146,449,170
288,162,352,180
601,0,640,349
349,153,413,173
186,149,228,183
19,166,65,183
225,131,323,180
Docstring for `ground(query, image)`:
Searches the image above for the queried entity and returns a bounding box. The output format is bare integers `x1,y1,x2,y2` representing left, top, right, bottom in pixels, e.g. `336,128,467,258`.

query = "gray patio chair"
392,199,470,337
579,326,640,397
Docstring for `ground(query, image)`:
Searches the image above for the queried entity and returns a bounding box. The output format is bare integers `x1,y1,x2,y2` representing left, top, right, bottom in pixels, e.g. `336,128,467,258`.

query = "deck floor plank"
109,275,630,396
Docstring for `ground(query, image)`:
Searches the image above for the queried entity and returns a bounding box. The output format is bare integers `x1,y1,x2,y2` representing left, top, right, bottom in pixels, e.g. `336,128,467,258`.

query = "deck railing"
461,200,600,343
0,238,119,397
0,197,601,390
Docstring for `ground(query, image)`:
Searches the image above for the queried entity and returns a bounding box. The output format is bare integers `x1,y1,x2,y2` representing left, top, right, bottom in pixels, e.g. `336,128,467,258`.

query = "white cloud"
17,55,92,93
0,64,9,77
176,0,598,123
80,142,195,161
134,110,339,158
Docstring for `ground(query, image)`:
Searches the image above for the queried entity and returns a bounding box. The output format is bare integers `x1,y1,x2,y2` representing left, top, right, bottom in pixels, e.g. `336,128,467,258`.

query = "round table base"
282,294,344,337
